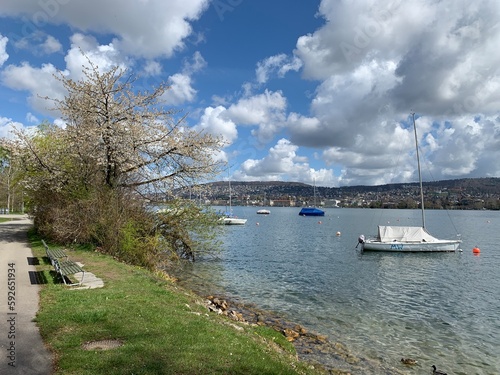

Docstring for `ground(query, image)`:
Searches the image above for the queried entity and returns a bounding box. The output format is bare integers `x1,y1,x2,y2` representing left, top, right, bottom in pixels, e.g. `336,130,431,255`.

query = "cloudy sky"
0,0,499,187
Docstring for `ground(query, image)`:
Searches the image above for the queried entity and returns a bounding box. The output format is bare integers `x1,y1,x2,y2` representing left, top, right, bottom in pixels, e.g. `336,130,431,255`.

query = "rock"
228,310,245,322
315,334,328,343
295,324,308,335
283,328,300,341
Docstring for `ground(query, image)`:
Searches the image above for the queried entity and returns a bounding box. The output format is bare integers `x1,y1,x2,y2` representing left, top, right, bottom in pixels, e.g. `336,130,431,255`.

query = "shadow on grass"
29,271,48,285
29,269,64,285
27,256,40,265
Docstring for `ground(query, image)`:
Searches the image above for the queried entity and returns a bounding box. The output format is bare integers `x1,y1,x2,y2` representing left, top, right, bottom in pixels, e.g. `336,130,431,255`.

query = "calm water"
175,207,500,375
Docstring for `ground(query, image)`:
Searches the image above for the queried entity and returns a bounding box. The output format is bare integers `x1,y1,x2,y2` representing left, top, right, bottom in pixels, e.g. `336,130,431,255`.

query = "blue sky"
1,0,499,187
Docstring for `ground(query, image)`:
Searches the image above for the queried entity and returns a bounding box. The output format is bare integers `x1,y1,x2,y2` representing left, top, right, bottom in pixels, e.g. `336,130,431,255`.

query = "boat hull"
222,217,247,225
299,207,325,216
362,240,461,252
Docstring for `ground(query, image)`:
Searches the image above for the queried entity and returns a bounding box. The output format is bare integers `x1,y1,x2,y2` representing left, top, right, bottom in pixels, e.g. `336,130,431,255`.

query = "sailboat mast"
313,178,317,207
228,179,232,212
412,112,426,228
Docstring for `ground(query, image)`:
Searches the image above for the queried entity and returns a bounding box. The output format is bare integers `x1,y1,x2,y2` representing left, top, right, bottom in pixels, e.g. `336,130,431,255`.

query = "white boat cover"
377,226,439,242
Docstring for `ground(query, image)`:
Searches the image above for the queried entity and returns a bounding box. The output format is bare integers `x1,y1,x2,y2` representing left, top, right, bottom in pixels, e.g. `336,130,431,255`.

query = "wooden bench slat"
42,239,68,265
53,259,85,285
47,248,67,259
58,260,84,275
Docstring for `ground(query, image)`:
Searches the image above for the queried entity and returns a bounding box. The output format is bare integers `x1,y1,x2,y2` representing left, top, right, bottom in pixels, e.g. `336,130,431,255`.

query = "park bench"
41,239,68,265
53,258,85,286
42,239,85,286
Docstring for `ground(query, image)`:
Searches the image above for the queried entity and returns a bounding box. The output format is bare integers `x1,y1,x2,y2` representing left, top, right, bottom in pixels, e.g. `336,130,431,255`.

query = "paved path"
0,215,52,375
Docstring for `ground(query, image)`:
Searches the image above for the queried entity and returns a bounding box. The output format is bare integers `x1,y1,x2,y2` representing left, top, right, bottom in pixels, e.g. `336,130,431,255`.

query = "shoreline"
10,211,407,374
177,280,407,375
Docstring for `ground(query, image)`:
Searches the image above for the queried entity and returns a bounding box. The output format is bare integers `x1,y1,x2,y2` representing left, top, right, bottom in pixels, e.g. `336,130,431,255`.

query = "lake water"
174,207,500,375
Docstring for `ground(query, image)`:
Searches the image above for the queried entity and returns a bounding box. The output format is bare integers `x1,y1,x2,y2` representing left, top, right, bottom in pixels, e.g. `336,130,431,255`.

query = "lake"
173,207,500,375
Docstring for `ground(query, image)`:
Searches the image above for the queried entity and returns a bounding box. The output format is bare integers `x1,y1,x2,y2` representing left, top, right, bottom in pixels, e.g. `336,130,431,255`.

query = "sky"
0,0,499,187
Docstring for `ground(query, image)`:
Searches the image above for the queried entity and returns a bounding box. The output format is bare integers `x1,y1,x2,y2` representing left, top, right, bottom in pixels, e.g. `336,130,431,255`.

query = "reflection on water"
173,207,500,374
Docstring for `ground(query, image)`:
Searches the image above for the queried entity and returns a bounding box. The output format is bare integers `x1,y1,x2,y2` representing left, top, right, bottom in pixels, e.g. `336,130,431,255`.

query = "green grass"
30,235,323,375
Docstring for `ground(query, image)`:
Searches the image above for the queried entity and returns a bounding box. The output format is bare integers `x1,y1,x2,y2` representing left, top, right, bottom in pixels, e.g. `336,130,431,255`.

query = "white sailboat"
359,113,461,252
221,179,247,225
257,193,271,214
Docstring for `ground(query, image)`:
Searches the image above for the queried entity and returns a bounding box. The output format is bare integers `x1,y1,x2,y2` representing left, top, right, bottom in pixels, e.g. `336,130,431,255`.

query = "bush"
32,185,220,270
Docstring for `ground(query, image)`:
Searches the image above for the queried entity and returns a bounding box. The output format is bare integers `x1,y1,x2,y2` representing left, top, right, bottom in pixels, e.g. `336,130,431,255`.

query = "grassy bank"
29,233,323,375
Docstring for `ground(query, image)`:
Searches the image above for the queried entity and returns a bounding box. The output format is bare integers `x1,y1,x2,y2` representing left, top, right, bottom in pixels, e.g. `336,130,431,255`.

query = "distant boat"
257,209,270,215
299,207,324,216
299,179,325,216
359,113,461,252
222,215,248,225
221,178,247,225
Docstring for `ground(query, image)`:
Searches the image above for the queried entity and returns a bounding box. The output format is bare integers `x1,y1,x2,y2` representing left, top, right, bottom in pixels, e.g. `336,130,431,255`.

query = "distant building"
270,199,295,207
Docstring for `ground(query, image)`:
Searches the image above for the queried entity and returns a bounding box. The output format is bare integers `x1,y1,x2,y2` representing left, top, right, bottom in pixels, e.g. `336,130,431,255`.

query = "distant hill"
203,177,500,196
180,177,500,210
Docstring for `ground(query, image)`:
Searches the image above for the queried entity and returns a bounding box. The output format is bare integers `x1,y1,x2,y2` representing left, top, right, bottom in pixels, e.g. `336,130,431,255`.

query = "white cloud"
256,54,284,84
425,115,500,178
41,35,62,54
143,61,162,77
287,59,401,150
1,62,66,115
0,0,209,59
53,118,67,129
235,138,302,181
224,90,287,144
234,138,340,186
256,54,302,84
0,32,129,118
11,32,62,55
295,0,500,114
65,33,126,81
195,106,238,145
0,116,24,139
0,35,8,66
278,55,303,77
183,51,206,75
162,73,196,105
157,51,206,105
26,112,39,124
285,0,500,184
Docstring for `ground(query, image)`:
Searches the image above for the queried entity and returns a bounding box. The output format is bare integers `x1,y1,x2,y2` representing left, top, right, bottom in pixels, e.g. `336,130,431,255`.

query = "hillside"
180,178,500,210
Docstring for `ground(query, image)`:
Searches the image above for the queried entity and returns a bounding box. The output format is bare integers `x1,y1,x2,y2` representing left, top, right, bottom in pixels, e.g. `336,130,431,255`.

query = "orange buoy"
472,247,481,254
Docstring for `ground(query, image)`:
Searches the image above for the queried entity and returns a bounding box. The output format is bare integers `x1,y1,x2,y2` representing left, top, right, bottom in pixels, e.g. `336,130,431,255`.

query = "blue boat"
299,207,325,216
299,179,325,216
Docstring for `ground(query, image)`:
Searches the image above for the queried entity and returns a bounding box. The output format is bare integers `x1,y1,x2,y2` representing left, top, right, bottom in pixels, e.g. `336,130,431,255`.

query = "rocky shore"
204,295,407,375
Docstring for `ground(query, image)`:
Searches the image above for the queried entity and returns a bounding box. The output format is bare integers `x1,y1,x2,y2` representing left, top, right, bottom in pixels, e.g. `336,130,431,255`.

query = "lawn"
30,235,323,375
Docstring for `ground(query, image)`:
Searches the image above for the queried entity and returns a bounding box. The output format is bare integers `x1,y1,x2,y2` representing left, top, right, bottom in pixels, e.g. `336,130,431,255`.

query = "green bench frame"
42,239,85,286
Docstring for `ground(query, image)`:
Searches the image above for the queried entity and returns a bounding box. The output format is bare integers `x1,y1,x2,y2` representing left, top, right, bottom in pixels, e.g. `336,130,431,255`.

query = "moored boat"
299,207,325,216
220,177,247,225
222,216,248,225
359,113,461,252
299,179,325,216
360,226,461,252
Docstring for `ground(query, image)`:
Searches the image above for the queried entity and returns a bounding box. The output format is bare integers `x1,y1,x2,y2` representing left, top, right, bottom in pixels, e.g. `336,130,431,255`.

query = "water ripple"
180,208,500,374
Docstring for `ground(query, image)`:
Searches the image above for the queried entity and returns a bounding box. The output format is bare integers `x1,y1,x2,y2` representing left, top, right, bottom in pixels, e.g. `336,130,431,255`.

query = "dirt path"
0,215,53,374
